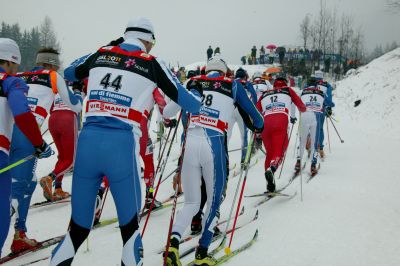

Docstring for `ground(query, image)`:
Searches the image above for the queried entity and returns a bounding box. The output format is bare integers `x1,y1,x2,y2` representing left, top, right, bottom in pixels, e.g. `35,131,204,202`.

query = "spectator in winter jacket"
260,46,265,64
269,49,275,64
251,45,257,64
207,46,213,60
241,56,246,65
214,47,220,55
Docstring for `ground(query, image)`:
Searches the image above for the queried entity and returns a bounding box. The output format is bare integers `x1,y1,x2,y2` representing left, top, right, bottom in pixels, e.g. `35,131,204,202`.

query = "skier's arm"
50,71,82,113
246,81,258,104
289,87,306,113
64,52,98,82
234,80,264,130
5,77,43,147
153,88,167,115
325,83,335,108
152,58,201,114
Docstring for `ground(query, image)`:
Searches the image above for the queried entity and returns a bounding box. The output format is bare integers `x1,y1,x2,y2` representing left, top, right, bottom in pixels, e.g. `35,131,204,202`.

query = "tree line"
0,16,60,71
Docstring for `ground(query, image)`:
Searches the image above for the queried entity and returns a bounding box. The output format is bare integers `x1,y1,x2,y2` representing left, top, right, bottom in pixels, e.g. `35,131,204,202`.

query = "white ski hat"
314,70,324,79
124,17,155,43
206,56,228,73
0,38,21,64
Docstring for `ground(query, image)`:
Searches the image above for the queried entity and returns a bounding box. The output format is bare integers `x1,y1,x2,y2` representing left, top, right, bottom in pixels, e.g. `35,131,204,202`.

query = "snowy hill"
2,51,400,266
335,47,400,140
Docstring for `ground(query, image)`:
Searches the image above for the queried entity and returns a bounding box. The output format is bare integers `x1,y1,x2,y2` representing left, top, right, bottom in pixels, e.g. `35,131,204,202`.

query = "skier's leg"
50,127,105,266
52,111,77,190
0,152,11,257
312,113,321,165
199,131,226,249
172,132,202,238
262,119,273,171
10,126,36,233
107,134,143,266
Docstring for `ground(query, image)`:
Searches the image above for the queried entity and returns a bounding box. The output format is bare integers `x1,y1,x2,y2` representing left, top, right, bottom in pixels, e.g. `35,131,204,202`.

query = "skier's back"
50,17,201,266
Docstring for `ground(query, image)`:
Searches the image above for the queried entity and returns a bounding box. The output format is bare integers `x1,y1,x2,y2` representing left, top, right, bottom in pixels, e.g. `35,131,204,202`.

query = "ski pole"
224,132,255,255
96,185,109,223
326,117,331,152
163,114,190,266
41,128,49,136
328,116,344,143
141,113,182,236
277,124,294,180
0,154,35,174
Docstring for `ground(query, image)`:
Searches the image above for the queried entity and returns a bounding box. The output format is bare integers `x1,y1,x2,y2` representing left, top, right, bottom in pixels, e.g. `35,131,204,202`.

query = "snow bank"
335,48,400,140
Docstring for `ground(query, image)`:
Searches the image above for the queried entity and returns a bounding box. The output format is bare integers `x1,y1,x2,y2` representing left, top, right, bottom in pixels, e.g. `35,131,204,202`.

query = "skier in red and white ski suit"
256,76,306,192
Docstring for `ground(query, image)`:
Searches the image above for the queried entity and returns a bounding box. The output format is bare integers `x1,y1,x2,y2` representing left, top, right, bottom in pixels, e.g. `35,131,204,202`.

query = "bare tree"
39,16,60,50
299,14,311,50
386,0,400,12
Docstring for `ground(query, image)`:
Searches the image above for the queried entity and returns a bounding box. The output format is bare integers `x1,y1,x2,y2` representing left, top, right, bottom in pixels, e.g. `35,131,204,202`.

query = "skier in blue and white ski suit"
295,76,330,175
313,70,334,158
0,38,52,257
163,56,263,265
9,48,82,253
227,68,257,166
50,18,201,266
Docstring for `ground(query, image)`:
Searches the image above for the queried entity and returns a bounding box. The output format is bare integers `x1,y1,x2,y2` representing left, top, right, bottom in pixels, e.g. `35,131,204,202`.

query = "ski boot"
319,149,325,160
145,189,162,210
165,236,182,266
10,230,38,254
311,163,318,176
294,159,301,174
213,226,221,237
265,166,276,193
39,175,54,201
93,188,105,226
194,246,217,266
53,188,70,200
191,215,203,235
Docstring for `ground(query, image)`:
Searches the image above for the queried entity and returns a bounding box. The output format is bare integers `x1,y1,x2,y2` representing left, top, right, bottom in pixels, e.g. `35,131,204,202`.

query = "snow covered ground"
2,50,400,265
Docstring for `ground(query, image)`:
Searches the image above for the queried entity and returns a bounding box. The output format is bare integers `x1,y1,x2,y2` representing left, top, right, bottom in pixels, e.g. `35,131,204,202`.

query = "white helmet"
124,17,155,42
0,38,21,64
314,70,323,79
205,55,228,73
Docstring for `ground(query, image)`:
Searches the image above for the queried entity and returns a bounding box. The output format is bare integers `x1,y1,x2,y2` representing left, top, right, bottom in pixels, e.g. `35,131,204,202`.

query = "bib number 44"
100,73,122,92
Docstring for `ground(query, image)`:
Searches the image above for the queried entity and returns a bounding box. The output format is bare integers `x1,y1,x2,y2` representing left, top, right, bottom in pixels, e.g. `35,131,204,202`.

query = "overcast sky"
1,0,399,66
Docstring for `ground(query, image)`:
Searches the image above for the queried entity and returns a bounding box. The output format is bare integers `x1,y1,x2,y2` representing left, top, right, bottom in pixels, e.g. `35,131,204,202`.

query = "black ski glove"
187,79,203,97
34,141,53,159
254,125,264,134
325,106,332,117
290,117,297,124
164,119,178,128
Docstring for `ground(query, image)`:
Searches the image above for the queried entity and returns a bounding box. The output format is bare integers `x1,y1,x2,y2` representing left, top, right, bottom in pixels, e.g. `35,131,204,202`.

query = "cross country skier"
252,71,273,100
256,75,306,192
39,75,84,202
0,38,52,257
313,70,335,159
9,48,81,253
227,68,257,168
50,17,201,266
163,56,263,266
295,76,329,176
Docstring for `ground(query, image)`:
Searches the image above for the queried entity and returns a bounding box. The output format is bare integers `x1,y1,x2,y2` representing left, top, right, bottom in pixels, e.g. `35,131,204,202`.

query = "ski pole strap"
0,154,35,174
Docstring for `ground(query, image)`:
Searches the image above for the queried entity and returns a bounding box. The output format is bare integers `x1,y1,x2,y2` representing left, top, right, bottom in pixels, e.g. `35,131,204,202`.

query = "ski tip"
240,206,245,215
254,209,259,220
253,229,259,240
